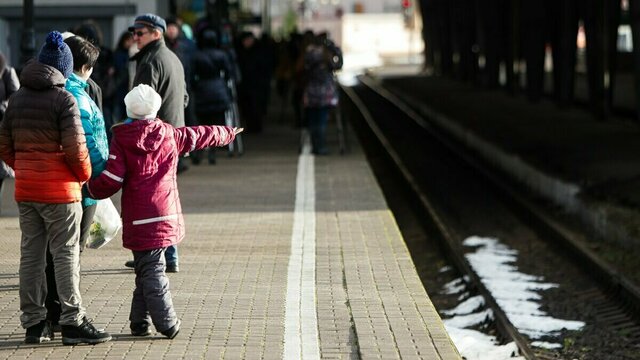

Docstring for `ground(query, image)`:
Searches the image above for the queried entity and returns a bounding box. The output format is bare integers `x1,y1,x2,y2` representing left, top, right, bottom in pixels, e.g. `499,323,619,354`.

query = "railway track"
341,77,640,359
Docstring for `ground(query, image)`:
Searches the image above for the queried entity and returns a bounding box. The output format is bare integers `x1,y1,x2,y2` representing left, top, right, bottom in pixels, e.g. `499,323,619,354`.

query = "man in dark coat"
128,13,187,272
130,14,188,129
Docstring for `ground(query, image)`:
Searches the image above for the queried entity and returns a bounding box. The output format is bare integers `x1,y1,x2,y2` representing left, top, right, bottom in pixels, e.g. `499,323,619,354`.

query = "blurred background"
3,0,640,120
0,0,423,86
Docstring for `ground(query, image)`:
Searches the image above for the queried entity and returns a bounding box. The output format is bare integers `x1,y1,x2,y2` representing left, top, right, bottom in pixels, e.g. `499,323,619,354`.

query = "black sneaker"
130,322,152,336
161,320,180,339
166,264,179,273
124,260,135,268
25,320,53,344
61,317,111,345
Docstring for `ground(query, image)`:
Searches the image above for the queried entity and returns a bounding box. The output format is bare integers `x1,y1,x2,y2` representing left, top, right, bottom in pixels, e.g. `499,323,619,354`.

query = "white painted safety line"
284,134,320,360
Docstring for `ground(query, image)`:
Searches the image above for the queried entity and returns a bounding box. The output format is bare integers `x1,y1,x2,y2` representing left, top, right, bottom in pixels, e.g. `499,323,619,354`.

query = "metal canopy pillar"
20,0,36,67
262,0,271,35
629,0,640,121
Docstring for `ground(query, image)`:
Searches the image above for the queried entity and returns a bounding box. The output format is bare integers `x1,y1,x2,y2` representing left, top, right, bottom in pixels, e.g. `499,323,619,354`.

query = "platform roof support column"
422,0,453,76
20,0,35,67
582,0,606,117
262,0,271,35
451,0,478,82
418,0,436,73
630,0,640,122
552,0,579,106
521,0,546,102
604,0,621,117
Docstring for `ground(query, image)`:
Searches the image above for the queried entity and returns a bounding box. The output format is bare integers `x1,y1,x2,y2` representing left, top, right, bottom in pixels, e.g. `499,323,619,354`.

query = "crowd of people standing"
0,11,342,346
56,17,343,157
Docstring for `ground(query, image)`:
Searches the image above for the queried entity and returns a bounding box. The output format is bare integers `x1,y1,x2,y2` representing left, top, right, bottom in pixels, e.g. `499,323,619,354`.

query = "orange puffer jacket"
0,61,91,203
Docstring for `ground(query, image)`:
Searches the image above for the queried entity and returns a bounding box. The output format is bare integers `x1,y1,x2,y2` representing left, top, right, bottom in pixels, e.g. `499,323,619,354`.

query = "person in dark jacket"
128,13,189,271
86,84,241,339
111,31,134,129
129,14,188,129
165,16,197,130
0,51,19,197
192,27,234,164
236,32,262,133
0,52,19,121
302,34,340,155
0,31,111,345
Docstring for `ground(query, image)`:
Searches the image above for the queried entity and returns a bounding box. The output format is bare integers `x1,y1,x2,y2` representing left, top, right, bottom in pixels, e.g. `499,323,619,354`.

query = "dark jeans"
130,247,178,332
165,245,178,266
305,106,330,155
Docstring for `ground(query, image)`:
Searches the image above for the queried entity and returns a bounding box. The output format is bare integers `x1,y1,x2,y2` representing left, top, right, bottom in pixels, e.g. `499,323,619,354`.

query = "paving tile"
0,123,459,359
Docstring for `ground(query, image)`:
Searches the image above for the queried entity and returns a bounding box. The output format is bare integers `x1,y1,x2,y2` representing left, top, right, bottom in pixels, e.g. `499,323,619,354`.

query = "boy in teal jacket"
65,34,109,245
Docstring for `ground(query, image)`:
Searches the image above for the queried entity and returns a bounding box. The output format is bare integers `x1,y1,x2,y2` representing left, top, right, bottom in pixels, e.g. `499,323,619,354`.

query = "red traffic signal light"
402,0,411,9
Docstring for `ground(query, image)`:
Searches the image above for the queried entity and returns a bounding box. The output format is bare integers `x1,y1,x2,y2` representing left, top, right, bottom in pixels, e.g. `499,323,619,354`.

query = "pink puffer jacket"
86,119,235,251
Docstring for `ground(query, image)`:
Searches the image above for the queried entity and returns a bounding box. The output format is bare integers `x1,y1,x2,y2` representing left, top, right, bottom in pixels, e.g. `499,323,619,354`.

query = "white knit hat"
124,84,162,119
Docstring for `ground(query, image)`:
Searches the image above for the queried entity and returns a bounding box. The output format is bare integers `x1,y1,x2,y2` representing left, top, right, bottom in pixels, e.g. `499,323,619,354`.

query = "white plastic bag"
0,160,14,179
87,198,122,249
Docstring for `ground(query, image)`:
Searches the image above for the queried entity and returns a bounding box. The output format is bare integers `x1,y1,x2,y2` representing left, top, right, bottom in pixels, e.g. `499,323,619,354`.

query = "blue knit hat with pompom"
38,31,73,79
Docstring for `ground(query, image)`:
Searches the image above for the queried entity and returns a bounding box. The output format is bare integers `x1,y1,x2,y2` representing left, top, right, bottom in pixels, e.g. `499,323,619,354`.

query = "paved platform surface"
377,73,640,249
0,122,459,359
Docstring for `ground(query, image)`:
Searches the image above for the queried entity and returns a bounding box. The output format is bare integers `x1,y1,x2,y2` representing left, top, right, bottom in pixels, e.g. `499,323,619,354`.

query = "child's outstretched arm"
174,125,238,155
85,138,127,199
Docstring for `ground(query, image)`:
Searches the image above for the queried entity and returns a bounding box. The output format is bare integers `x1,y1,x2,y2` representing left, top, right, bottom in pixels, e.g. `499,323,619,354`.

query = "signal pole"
402,0,415,63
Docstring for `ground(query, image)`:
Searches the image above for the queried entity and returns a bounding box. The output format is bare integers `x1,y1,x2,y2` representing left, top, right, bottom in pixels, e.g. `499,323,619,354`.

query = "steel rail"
342,83,538,360
359,75,640,324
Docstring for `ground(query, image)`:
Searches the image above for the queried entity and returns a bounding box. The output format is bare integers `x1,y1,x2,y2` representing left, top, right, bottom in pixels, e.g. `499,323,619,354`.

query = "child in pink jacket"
86,84,241,338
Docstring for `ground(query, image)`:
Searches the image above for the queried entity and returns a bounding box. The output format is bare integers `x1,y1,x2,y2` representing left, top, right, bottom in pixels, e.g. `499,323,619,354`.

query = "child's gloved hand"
234,127,244,135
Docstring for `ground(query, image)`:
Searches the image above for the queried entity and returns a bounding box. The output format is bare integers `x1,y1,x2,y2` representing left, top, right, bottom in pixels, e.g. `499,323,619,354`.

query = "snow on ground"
442,278,467,295
445,326,523,360
441,295,484,316
439,236,585,359
463,236,585,340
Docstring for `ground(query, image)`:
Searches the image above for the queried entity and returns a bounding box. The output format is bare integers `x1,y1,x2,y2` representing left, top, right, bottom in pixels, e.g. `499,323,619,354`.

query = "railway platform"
375,71,640,254
0,115,459,358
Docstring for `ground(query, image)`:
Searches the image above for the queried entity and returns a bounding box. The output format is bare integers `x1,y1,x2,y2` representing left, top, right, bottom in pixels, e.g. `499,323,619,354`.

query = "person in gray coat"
129,14,188,129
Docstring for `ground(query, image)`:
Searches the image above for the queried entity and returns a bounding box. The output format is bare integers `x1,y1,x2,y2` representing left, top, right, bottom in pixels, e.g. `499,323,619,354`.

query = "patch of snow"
462,236,585,347
440,236,585,358
443,308,493,329
442,295,484,316
445,326,525,360
442,278,467,295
